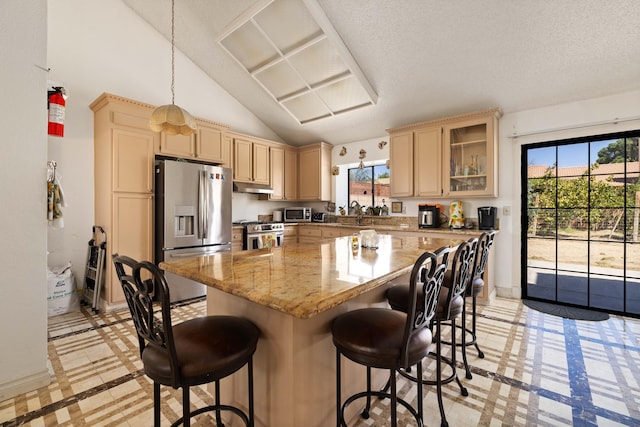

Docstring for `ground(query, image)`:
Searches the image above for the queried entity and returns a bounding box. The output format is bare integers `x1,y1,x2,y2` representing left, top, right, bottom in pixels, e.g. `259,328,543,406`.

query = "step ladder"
82,226,106,313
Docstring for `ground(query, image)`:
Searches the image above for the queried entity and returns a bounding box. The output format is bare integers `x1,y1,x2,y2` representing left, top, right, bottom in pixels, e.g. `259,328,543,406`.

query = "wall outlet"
503,206,511,216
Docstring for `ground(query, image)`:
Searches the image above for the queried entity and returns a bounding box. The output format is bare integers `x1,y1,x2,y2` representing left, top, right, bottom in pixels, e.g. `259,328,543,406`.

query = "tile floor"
1,297,639,426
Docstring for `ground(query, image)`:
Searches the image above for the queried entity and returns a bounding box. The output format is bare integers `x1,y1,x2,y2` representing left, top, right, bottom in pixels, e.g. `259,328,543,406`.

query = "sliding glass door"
522,131,640,316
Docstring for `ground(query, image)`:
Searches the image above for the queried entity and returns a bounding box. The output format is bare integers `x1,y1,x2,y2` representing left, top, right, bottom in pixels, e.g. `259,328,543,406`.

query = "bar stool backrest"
402,246,451,367
442,239,477,317
113,255,181,388
474,231,496,281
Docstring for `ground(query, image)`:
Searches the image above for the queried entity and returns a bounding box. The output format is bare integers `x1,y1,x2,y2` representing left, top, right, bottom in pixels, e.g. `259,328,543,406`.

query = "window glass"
348,164,390,211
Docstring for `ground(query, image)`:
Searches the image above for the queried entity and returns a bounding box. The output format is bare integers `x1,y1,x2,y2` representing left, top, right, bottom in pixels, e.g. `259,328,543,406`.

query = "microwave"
284,207,312,222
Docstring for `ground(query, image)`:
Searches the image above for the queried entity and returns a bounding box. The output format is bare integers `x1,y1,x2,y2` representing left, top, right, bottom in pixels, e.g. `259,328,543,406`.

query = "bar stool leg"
461,299,473,379
248,358,255,427
362,367,372,419
472,295,485,358
435,321,448,427
154,383,161,427
336,350,343,427
183,386,191,427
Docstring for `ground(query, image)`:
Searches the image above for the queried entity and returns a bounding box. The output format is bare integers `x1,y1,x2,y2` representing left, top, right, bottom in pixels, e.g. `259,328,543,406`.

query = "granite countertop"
160,234,462,319
287,222,493,236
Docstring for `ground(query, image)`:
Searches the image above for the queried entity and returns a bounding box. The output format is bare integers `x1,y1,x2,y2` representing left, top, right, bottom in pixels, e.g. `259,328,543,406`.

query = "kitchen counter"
159,234,462,427
160,234,461,319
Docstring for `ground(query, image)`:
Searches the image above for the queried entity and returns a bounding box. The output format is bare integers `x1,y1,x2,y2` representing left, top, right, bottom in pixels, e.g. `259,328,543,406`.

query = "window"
348,164,390,211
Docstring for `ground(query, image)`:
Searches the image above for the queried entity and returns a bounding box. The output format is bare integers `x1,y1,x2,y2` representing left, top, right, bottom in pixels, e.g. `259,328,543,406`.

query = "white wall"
46,0,284,282
0,0,50,399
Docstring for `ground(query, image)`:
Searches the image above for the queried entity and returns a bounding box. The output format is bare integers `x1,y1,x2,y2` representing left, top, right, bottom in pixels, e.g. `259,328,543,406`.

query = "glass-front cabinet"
443,115,498,197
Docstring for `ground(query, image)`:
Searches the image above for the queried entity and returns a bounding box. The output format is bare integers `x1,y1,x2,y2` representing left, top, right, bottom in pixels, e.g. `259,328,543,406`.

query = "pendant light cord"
171,0,175,105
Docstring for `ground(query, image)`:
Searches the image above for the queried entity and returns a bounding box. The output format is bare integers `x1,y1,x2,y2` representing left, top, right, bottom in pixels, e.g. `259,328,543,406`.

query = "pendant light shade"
149,104,197,135
149,0,196,136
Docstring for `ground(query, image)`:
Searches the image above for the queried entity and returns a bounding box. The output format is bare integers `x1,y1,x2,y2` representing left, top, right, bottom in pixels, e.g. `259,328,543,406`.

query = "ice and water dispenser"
174,205,195,237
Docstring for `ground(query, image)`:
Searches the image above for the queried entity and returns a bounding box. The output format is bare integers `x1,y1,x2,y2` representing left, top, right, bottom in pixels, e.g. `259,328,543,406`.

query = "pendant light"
149,0,197,136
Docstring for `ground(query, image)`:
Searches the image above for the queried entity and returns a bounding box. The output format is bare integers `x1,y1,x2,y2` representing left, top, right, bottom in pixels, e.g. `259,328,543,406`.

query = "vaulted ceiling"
122,0,640,146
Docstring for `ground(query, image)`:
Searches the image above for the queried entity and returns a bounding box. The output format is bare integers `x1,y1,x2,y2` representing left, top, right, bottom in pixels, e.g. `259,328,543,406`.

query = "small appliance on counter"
449,201,464,229
478,206,497,230
284,207,312,222
311,212,326,222
418,204,440,228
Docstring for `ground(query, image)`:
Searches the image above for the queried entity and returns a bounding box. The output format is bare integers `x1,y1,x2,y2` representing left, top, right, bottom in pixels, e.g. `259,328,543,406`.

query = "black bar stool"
332,247,451,427
386,239,476,427
113,254,260,427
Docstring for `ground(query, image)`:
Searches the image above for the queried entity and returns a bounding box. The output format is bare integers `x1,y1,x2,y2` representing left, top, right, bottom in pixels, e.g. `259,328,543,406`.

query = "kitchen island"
160,234,462,427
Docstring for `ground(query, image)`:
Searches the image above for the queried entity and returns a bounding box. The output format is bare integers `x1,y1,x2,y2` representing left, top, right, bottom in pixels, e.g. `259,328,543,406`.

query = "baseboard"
0,369,51,401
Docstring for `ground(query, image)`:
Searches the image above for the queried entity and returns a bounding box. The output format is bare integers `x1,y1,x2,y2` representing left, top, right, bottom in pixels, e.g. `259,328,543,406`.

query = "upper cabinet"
443,115,497,197
284,148,298,200
231,133,270,185
298,142,332,201
158,119,230,166
195,120,231,166
387,108,501,198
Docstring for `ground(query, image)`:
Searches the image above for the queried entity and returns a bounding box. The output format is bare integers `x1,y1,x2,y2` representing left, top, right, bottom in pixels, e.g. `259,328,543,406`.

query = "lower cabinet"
110,193,154,303
232,226,244,252
284,224,298,244
298,225,322,243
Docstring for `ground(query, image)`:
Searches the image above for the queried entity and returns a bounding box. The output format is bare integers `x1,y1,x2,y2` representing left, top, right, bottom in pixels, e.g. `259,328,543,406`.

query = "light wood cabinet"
232,226,244,252
232,135,270,184
298,225,322,243
196,121,231,165
389,131,414,197
159,132,195,159
443,115,498,197
284,148,298,200
388,126,442,197
387,108,501,198
158,120,230,166
321,228,345,239
112,193,154,302
268,146,299,201
111,127,155,193
298,142,332,201
284,224,298,243
90,93,158,308
269,146,284,200
415,127,442,197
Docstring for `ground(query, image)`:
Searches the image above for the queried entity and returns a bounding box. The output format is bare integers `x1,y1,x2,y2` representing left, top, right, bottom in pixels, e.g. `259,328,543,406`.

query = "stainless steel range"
234,222,284,250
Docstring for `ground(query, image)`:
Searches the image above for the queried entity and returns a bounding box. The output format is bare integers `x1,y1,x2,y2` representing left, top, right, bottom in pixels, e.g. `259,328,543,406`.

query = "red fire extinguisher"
48,87,65,137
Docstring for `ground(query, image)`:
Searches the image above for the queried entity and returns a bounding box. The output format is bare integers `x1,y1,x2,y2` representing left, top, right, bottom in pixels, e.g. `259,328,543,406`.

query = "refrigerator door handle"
198,170,205,239
203,171,210,239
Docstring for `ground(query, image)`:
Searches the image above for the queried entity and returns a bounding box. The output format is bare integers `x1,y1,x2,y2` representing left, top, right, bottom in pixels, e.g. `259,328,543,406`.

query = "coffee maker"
478,207,497,230
419,204,440,228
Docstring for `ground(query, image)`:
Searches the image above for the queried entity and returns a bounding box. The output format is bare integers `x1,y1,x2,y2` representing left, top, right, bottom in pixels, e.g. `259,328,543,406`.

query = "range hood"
233,181,274,194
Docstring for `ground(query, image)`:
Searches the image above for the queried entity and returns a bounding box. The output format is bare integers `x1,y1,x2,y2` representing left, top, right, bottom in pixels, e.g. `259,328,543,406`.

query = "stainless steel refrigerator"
155,158,232,302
